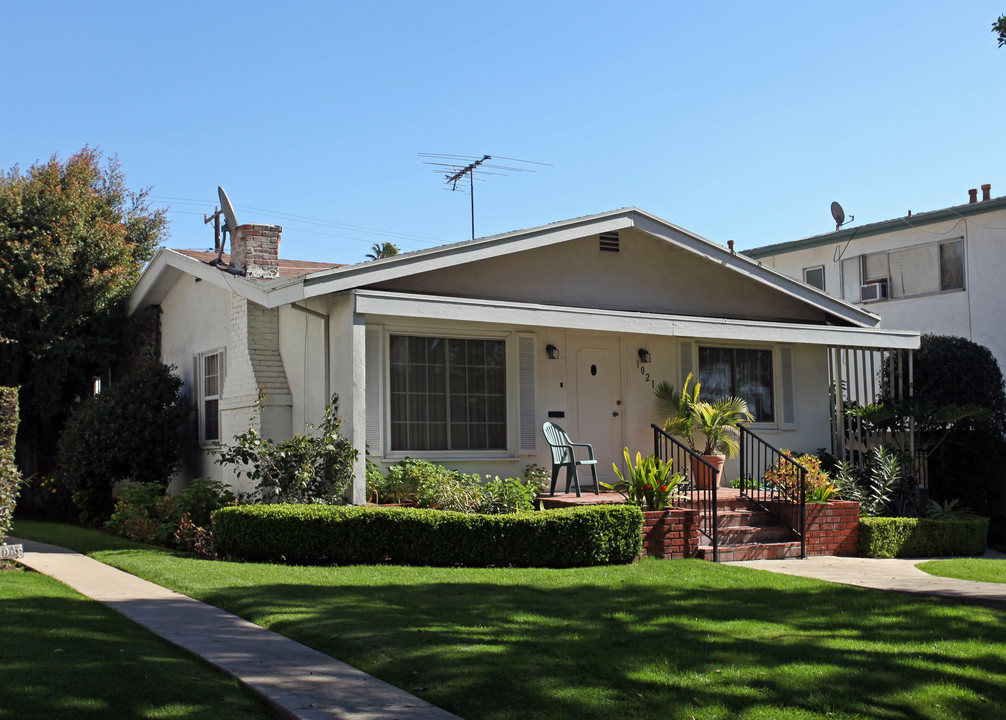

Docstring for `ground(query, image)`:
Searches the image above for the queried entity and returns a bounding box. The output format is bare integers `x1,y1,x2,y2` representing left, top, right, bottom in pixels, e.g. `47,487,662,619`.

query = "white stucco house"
745,185,1006,374
127,208,919,502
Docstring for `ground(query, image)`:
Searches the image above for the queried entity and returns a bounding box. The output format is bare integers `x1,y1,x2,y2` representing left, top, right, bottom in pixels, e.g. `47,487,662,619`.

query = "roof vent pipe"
982,184,991,201
969,188,978,204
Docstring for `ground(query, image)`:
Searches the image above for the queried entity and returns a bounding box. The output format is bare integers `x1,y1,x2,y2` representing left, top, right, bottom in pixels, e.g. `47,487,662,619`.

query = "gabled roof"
745,195,1006,259
129,207,882,328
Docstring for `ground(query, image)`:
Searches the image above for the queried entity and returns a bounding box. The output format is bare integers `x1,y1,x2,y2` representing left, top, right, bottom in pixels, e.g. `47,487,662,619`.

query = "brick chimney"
228,224,282,278
982,183,992,201
968,188,978,204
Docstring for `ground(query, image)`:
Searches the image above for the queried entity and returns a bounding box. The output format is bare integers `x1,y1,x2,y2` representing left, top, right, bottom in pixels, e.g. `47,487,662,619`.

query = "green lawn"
13,518,1006,720
0,564,276,720
916,557,1006,584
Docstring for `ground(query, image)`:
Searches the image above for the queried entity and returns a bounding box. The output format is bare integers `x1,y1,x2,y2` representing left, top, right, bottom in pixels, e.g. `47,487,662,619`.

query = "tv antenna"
831,201,853,232
419,153,551,239
204,186,240,265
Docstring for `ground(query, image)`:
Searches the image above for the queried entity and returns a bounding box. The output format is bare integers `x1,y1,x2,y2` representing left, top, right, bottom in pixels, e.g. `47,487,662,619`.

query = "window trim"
382,327,518,461
196,348,225,448
693,341,780,428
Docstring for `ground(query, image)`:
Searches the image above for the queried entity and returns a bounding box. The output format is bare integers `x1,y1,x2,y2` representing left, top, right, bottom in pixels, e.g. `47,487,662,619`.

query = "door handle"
612,411,619,417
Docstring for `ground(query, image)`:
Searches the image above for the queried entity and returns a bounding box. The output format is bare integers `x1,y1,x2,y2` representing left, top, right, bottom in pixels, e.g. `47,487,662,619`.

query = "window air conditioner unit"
860,281,888,302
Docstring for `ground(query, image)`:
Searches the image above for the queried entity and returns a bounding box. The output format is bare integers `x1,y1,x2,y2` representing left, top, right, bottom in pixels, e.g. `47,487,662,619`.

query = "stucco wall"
371,228,829,324
159,275,231,487
363,317,835,489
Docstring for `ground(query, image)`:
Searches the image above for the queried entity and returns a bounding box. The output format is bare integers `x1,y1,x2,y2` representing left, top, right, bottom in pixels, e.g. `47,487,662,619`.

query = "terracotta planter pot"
690,453,726,489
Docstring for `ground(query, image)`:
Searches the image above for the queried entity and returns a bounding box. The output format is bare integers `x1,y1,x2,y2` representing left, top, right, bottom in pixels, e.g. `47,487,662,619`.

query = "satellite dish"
218,186,239,233
831,201,845,229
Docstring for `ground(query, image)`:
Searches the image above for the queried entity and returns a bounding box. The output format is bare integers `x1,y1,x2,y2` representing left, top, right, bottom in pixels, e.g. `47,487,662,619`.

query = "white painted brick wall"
220,295,293,444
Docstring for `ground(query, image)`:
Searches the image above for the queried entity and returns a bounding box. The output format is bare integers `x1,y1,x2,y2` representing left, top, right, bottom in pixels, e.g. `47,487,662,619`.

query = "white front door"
567,335,624,484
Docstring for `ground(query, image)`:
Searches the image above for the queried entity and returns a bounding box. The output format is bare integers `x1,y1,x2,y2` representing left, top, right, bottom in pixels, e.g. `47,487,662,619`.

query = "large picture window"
698,346,774,423
389,335,506,452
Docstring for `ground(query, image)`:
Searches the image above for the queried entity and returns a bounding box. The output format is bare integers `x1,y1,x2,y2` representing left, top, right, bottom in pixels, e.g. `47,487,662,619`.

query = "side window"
197,350,224,445
803,266,825,291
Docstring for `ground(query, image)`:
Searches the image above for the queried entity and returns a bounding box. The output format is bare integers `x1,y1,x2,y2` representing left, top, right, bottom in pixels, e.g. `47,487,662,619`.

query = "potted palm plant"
655,374,753,488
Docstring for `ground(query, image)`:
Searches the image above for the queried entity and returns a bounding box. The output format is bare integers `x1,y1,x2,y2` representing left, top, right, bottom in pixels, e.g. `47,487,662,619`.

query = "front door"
567,335,624,484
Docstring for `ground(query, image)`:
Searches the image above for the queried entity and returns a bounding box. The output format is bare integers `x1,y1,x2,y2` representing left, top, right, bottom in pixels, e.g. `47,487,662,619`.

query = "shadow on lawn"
0,573,269,720
197,561,1006,720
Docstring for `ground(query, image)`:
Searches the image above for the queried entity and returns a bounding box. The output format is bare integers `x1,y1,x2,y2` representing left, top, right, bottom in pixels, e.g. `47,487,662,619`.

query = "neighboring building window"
841,239,965,303
698,346,774,423
939,240,964,291
389,335,506,452
197,350,224,445
803,265,825,291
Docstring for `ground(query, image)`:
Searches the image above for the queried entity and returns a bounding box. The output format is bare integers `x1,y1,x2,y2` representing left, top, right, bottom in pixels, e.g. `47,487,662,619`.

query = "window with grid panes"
389,335,506,451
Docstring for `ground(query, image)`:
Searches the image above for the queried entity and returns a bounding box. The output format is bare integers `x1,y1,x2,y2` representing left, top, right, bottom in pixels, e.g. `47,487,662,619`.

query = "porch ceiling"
352,289,920,350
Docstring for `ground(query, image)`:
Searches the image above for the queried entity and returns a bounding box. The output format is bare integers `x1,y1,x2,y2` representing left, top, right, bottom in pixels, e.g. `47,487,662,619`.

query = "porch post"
329,293,368,505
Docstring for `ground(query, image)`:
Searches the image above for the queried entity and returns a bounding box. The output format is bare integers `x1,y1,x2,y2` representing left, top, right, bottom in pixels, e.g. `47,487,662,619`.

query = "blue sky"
4,2,1005,264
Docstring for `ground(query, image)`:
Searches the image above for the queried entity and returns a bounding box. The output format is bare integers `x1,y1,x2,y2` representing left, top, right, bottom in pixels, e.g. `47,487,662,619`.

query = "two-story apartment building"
745,185,1006,374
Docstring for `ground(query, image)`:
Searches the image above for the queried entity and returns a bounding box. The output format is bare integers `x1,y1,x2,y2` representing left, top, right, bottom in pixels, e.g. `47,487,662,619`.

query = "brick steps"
698,541,803,561
699,497,800,561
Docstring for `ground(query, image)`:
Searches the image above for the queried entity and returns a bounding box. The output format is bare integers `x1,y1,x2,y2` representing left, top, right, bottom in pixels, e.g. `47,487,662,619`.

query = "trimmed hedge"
212,504,643,567
859,516,989,558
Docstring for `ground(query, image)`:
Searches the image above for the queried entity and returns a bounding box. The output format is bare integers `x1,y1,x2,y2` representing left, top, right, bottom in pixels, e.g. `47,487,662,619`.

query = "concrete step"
698,541,803,562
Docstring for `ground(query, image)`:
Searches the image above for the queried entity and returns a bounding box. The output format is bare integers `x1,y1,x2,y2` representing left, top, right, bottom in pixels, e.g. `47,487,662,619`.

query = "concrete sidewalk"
10,537,461,720
727,549,1006,608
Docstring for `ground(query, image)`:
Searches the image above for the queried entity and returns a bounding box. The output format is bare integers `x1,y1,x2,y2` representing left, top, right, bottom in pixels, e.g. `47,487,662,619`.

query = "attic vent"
599,232,620,253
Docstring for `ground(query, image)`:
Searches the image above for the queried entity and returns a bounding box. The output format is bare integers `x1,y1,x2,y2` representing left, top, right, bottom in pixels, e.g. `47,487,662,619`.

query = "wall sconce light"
638,348,651,364
545,344,559,360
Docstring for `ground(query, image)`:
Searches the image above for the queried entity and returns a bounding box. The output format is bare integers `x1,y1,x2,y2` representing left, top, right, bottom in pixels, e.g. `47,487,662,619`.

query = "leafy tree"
908,335,1006,519
365,242,400,260
0,148,166,473
56,362,188,523
994,15,1006,47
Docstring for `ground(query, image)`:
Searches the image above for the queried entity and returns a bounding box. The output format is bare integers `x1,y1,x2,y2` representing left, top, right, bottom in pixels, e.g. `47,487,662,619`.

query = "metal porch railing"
652,424,721,561
737,425,806,558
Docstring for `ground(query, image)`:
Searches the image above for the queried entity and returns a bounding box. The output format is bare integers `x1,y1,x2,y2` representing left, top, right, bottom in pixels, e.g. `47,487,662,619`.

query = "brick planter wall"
641,508,699,559
804,501,860,556
768,500,860,556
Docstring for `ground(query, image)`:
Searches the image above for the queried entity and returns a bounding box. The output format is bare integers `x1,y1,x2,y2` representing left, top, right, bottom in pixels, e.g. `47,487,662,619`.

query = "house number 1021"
636,360,654,388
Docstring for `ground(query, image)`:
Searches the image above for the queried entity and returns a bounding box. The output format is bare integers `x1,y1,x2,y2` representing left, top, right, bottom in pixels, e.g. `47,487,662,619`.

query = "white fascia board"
352,289,920,350
300,214,635,298
631,213,882,327
127,248,283,314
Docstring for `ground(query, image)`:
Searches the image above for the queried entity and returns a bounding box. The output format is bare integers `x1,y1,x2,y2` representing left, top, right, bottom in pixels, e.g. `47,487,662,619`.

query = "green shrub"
478,476,539,514
859,516,989,558
216,395,355,505
104,478,235,550
56,362,188,523
103,482,177,545
212,503,643,567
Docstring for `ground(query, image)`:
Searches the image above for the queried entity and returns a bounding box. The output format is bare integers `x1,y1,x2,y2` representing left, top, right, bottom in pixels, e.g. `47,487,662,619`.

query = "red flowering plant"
762,451,836,503
602,448,684,511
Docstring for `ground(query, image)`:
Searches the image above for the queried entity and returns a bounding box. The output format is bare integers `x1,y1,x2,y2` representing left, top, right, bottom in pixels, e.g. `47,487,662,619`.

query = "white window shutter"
518,334,536,451
780,346,796,429
679,340,694,388
365,326,382,453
